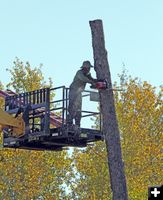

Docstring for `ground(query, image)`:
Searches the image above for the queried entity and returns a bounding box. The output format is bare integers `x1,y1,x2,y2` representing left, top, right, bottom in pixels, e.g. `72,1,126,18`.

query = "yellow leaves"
6,57,53,93
114,77,163,199
0,148,72,199
1,60,162,199
0,59,70,199
72,142,111,199
72,76,162,199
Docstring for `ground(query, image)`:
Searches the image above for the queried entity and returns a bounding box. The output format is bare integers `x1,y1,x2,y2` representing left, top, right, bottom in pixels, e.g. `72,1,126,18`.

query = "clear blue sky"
0,0,162,88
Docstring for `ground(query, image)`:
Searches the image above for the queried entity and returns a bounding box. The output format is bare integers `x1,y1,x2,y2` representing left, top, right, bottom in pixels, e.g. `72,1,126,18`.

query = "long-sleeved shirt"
70,70,96,92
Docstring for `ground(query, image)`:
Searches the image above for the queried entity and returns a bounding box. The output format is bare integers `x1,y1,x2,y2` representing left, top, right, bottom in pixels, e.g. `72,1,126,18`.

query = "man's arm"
77,70,96,84
86,73,97,82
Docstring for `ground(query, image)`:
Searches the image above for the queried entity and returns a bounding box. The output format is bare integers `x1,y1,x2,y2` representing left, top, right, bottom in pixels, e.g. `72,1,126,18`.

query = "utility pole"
89,19,128,200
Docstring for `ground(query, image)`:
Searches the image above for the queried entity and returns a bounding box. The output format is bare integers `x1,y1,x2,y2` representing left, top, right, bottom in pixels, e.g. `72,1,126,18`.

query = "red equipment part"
95,80,107,89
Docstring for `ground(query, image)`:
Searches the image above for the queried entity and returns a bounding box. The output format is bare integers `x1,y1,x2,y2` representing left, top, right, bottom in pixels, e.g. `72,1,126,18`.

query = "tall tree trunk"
89,19,128,200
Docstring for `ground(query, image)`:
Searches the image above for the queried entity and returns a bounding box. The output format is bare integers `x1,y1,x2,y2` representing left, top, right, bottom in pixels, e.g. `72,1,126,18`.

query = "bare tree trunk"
89,19,128,200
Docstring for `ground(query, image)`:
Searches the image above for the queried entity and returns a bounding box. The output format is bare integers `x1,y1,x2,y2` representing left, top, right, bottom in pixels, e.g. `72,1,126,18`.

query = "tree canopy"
6,57,53,93
0,58,71,199
0,59,162,199
70,74,162,200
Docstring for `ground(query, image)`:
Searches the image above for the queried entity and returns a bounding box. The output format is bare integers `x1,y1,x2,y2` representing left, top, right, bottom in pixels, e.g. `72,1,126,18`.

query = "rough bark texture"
89,19,128,200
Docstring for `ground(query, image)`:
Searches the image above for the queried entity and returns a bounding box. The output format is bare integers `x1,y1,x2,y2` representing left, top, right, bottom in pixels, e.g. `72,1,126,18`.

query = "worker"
67,61,97,127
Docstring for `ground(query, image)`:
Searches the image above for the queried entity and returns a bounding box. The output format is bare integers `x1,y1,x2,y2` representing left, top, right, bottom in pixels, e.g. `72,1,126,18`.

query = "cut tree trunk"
89,19,128,200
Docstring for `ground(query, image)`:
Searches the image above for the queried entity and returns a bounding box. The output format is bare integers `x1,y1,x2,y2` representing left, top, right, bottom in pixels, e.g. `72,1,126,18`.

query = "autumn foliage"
0,59,162,199
70,74,162,200
0,59,71,199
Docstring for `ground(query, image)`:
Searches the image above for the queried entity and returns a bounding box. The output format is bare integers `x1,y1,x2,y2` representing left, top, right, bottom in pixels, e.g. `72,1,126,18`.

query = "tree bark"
89,19,128,200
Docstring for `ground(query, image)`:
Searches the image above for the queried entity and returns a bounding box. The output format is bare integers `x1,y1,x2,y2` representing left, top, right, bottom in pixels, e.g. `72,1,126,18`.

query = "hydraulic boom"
0,108,25,137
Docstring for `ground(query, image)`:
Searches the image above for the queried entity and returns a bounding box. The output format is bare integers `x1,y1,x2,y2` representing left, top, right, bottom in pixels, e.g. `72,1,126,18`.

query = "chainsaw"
90,79,108,89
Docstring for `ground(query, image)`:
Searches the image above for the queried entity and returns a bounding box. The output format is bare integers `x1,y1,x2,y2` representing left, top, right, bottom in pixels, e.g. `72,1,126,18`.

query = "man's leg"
75,111,81,127
75,93,82,127
67,112,73,125
67,89,77,125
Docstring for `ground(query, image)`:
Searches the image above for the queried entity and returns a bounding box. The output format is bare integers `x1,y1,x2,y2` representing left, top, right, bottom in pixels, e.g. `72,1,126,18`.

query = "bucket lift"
0,86,103,151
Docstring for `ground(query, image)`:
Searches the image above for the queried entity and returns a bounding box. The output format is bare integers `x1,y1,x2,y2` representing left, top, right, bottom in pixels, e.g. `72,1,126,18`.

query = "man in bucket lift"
67,61,97,128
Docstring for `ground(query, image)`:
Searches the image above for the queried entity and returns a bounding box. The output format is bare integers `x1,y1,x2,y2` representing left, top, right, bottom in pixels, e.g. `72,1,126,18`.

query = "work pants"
67,89,82,126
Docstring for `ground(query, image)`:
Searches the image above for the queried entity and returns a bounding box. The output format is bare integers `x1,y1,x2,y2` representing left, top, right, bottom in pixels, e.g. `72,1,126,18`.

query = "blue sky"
0,0,162,89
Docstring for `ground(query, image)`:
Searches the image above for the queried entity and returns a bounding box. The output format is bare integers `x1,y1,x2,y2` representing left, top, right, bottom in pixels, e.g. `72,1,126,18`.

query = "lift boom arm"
0,108,25,136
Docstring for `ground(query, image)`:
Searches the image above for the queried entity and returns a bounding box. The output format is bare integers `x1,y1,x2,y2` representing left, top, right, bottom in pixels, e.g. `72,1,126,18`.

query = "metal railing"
49,86,101,130
4,86,102,133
